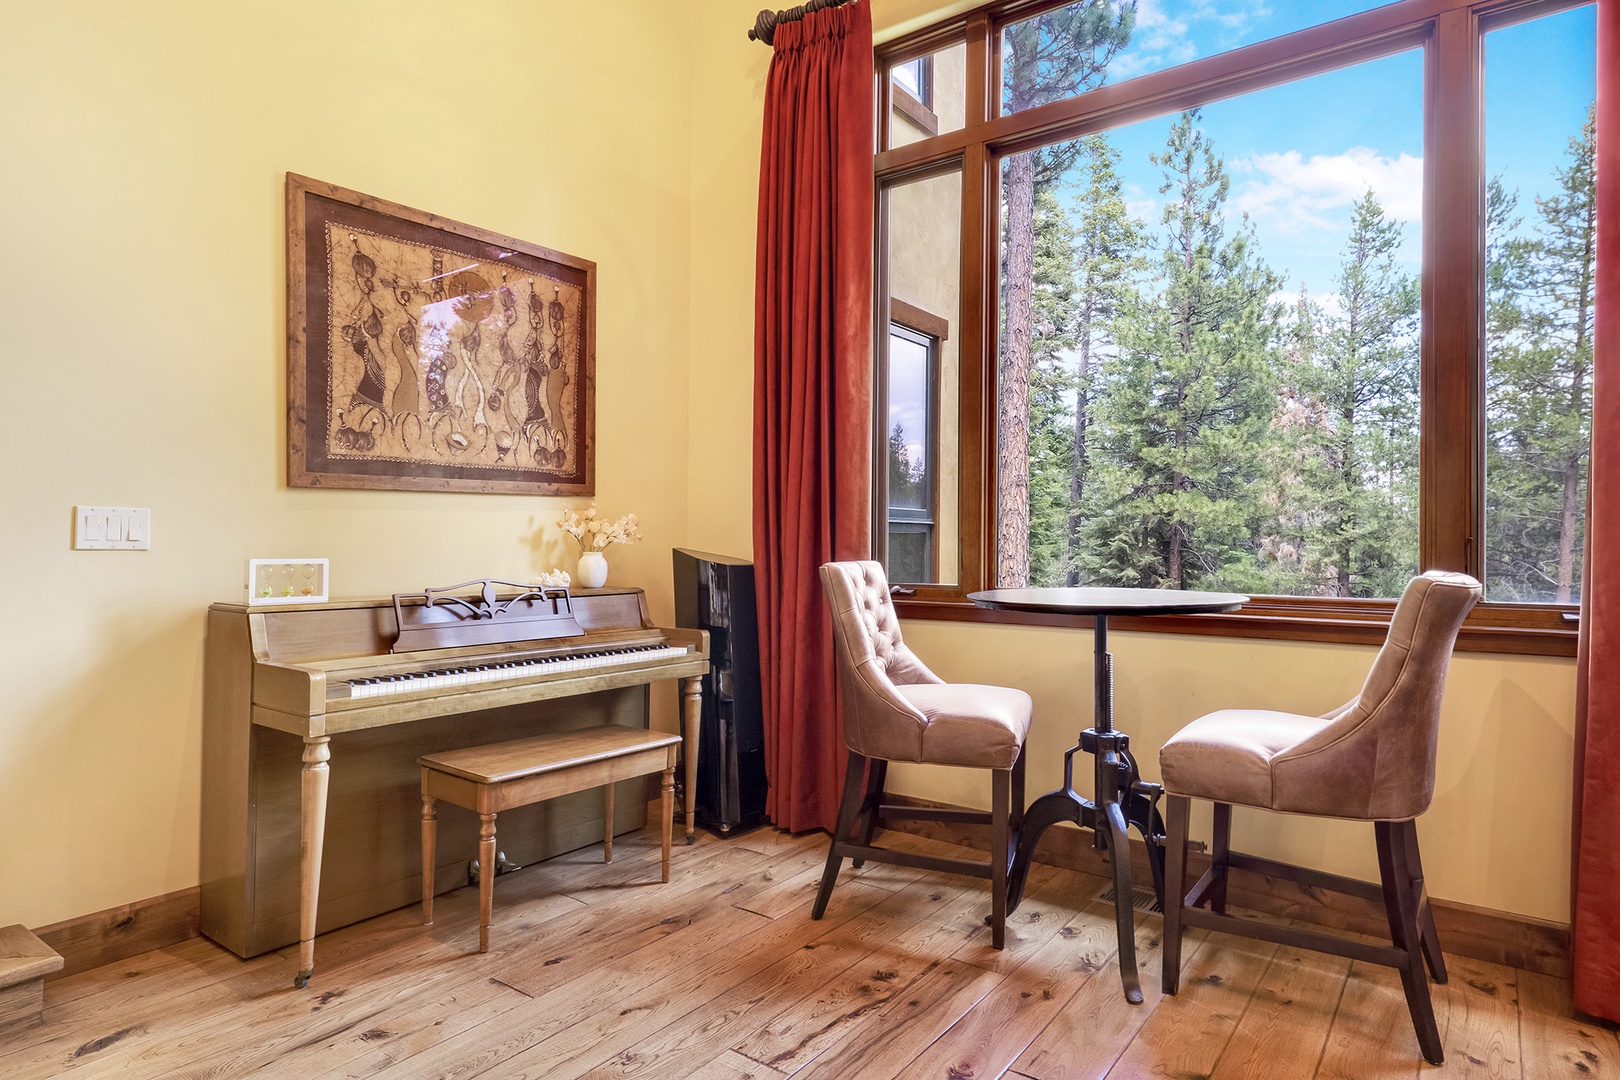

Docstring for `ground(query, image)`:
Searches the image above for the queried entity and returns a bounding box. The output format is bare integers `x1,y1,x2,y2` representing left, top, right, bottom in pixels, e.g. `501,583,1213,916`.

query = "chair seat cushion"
1160,709,1330,811
893,683,1031,769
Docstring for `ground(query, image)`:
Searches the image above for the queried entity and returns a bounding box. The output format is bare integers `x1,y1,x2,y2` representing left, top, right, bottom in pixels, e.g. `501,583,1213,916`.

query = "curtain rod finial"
750,9,778,44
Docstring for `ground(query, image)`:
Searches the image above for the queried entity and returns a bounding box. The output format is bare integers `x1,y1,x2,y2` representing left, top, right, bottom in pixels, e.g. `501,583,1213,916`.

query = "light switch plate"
73,507,150,550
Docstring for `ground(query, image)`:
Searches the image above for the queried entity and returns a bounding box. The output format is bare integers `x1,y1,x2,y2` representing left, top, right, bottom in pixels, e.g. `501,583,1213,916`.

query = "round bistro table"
968,587,1248,1003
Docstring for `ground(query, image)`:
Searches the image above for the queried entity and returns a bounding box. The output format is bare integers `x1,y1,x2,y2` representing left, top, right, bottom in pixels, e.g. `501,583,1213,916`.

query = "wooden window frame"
873,0,1591,656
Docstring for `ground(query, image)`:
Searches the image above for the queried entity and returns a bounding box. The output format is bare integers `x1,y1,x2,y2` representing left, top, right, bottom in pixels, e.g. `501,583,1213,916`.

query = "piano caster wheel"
685,834,696,845
294,969,311,989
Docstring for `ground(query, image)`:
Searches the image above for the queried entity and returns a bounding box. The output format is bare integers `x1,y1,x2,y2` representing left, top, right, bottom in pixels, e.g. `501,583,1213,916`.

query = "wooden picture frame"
286,173,595,494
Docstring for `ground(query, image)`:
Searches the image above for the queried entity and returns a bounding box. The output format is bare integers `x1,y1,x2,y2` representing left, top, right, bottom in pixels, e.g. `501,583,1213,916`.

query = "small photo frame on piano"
247,558,330,606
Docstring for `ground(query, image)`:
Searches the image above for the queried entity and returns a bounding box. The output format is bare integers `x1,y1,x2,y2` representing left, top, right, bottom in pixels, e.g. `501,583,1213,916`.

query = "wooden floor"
4,824,1616,1079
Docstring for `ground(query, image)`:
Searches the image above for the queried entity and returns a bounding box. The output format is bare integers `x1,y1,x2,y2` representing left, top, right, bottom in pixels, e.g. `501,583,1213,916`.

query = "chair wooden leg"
1210,802,1232,915
1378,821,1444,1065
852,759,887,868
1009,749,1027,834
1401,820,1447,983
420,794,437,925
1162,794,1191,995
477,812,497,954
991,767,1011,949
812,750,868,921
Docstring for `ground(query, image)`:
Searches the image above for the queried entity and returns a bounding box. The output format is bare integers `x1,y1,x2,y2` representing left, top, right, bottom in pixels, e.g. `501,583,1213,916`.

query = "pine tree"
1082,111,1282,591
998,3,1134,587
1485,108,1595,602
1292,190,1419,597
1061,134,1144,585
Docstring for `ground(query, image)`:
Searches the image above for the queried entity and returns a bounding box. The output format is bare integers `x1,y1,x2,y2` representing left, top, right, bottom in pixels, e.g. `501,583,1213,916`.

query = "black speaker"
672,548,768,835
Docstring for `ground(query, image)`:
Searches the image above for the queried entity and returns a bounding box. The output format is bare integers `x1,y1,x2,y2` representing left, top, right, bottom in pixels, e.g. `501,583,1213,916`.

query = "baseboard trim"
878,793,1571,979
33,887,200,980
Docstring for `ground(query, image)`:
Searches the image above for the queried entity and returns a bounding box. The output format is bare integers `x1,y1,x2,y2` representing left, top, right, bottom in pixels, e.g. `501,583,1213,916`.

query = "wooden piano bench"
419,723,683,953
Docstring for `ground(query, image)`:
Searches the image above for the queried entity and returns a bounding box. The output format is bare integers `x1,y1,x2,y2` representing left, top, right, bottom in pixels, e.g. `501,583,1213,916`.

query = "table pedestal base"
1005,739,1167,1003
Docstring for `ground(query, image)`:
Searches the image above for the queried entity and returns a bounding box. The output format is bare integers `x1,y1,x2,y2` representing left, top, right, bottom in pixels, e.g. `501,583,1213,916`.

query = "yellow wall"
0,0,1581,933
0,0,710,929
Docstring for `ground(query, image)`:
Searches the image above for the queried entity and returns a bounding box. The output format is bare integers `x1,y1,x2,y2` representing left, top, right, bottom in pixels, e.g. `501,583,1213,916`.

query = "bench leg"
421,794,437,925
604,783,614,863
661,764,674,883
478,812,497,954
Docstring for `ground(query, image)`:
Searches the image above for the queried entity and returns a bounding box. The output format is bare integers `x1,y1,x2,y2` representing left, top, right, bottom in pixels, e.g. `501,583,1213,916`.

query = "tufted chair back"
1270,569,1482,820
820,561,944,761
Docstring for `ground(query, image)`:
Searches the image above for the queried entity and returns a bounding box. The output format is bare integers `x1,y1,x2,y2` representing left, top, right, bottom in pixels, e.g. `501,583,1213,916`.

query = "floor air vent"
1093,882,1163,914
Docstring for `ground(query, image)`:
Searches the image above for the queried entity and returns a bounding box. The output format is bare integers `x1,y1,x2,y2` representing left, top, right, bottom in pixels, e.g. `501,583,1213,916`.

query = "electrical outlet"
73,506,150,550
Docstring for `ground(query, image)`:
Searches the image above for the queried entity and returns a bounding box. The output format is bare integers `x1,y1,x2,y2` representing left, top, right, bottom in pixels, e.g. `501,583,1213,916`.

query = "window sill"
892,596,1578,657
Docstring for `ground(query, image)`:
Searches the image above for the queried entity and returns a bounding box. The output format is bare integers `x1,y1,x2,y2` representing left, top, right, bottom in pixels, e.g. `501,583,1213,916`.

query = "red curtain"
1574,0,1620,1024
752,2,874,834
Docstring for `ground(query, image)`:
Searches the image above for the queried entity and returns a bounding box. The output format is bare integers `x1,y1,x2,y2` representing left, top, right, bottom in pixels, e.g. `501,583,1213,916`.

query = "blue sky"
1037,1,1597,303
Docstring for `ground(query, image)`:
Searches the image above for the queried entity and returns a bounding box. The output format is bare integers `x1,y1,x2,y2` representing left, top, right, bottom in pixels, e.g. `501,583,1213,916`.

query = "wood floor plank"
259,847,792,1080
728,881,999,1073
6,822,1598,1080
1315,960,1425,1080
683,1048,783,1080
1103,931,1278,1079
506,877,962,1080
573,878,955,1080
1207,933,1352,1080
1518,968,1620,1078
889,882,1122,1080
1431,954,1524,1078
1014,908,1191,1080
787,958,1003,1080
6,840,765,1080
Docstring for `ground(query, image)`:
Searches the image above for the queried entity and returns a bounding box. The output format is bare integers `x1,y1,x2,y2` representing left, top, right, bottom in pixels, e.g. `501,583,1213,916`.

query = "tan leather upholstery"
820,561,1030,769
1161,570,1481,821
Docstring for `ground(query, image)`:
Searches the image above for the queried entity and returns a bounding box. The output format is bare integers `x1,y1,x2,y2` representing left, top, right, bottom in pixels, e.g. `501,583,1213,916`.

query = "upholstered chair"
1159,570,1482,1065
814,561,1031,947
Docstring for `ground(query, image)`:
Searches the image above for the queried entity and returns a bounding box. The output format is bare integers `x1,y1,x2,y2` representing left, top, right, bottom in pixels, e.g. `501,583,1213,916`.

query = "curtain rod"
747,0,858,45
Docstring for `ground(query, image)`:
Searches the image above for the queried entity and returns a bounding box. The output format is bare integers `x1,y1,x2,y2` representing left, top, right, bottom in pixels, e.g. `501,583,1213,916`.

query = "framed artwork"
286,173,595,494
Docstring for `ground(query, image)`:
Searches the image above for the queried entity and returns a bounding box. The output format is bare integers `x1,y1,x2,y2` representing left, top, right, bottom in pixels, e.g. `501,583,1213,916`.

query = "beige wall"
0,0,716,929
0,0,1580,933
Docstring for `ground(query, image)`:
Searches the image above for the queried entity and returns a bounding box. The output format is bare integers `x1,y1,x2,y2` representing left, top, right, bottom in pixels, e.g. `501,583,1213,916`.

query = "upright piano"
201,582,708,987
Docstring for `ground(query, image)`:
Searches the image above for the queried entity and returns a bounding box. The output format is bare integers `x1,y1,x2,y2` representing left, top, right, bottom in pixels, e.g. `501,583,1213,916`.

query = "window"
1483,5,1597,605
874,0,1593,654
887,317,941,584
879,167,962,588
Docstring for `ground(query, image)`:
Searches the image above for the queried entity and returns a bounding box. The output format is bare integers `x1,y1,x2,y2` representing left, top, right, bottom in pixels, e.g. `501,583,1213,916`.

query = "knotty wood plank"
683,1049,780,1080
892,895,1119,1080
335,861,898,1078
1518,968,1620,1079
1431,954,1523,1078
1103,931,1278,1078
788,958,1003,1080
573,878,957,1080
727,882,1001,1072
1014,908,1194,1080
1207,935,1352,1080
1315,960,1424,1080
227,844,788,1080
6,839,761,1079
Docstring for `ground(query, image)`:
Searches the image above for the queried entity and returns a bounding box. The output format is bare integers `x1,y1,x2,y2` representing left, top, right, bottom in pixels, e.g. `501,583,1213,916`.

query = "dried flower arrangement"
557,503,643,553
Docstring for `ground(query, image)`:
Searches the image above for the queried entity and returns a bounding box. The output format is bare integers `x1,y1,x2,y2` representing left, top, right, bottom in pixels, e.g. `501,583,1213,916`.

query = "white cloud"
1109,0,1275,80
1230,147,1424,235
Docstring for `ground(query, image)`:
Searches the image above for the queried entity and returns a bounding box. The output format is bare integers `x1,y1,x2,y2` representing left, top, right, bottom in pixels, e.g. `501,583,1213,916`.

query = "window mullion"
1421,7,1487,576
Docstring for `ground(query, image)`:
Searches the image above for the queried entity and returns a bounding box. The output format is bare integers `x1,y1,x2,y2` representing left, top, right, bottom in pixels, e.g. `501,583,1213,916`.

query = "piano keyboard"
340,643,690,700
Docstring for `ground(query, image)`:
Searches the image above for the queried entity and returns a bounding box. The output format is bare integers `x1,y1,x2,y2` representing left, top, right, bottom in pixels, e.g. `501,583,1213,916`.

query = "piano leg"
682,676,702,844
295,735,330,989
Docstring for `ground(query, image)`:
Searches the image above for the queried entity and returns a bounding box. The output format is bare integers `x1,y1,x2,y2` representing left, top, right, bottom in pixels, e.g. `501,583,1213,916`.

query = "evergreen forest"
984,6,1594,603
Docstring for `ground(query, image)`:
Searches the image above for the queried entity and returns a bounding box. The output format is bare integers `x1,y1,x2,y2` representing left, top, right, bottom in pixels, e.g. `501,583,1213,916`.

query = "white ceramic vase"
576,550,609,589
